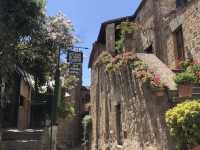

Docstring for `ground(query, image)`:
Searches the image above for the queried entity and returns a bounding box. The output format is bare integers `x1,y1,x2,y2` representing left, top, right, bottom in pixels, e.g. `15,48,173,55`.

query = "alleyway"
1,0,200,150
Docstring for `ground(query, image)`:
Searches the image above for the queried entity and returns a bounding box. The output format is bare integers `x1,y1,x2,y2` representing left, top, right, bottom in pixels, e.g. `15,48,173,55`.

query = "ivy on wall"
82,115,92,145
115,22,137,54
94,51,164,89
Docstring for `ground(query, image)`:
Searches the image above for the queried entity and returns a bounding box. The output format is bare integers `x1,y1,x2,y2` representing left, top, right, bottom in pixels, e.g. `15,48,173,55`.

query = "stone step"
0,140,42,150
2,129,44,141
192,86,200,93
192,93,200,99
171,69,185,74
171,97,200,105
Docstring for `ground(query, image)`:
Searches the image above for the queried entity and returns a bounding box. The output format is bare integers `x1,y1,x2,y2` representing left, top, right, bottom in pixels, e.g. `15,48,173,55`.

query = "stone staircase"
171,68,200,101
136,53,200,103
169,84,200,104
0,129,45,150
192,85,200,98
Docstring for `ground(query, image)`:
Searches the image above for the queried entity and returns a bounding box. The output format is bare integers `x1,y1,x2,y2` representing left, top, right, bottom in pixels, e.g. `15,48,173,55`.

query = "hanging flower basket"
178,84,192,98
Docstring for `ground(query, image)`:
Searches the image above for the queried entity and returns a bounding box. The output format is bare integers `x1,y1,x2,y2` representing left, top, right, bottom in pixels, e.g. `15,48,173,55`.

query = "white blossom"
46,12,78,48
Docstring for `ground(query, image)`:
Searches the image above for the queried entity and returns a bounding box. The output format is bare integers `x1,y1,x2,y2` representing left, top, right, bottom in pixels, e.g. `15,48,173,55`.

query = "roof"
97,16,135,44
96,0,147,44
88,16,134,68
88,0,146,68
132,0,147,18
16,66,34,88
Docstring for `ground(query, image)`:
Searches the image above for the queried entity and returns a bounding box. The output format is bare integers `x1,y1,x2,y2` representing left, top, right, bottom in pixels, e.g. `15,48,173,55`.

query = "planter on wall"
191,145,200,150
151,88,165,97
178,84,192,98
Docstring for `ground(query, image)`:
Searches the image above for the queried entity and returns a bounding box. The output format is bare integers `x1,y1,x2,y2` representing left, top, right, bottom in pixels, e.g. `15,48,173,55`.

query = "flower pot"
151,88,165,97
178,84,192,98
192,145,200,150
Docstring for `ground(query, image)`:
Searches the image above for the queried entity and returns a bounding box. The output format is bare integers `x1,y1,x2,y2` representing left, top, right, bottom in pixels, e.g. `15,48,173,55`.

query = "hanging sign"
67,50,83,63
68,63,82,76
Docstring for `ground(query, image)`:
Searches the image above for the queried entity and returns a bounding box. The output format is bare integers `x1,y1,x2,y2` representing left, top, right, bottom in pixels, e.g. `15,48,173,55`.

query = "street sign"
67,50,83,63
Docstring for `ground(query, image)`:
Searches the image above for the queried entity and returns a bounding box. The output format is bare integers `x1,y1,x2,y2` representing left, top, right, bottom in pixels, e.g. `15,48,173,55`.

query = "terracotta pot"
178,84,192,98
192,145,200,150
155,90,165,97
152,88,165,97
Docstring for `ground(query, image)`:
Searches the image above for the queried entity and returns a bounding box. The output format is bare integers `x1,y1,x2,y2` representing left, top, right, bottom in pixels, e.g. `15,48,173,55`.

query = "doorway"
115,104,122,145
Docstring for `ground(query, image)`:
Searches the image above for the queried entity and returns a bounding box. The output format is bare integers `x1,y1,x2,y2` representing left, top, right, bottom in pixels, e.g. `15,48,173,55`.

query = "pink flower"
195,72,200,79
153,75,161,86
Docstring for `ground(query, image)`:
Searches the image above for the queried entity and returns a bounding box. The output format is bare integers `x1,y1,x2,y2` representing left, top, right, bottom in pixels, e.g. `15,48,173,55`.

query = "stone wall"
56,81,83,149
89,1,200,149
171,0,200,64
135,0,156,53
90,57,176,150
158,0,200,66
57,115,82,149
132,0,200,66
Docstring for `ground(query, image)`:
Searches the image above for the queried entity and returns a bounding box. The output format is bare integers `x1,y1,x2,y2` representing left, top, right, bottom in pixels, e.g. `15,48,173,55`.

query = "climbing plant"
82,115,92,146
94,51,165,90
57,74,78,119
115,22,137,54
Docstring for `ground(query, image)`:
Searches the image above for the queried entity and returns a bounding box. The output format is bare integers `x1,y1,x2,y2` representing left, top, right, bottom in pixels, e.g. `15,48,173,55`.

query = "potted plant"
192,145,200,150
188,64,200,85
165,101,200,150
142,72,165,97
150,75,165,97
174,72,197,97
171,60,192,73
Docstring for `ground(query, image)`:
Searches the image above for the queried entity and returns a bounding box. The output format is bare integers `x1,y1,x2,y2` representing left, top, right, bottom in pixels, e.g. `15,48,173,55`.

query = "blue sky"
47,0,141,86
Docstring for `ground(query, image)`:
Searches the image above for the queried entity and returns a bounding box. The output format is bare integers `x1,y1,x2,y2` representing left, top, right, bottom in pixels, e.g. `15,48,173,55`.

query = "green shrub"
174,72,196,85
179,60,192,71
105,63,118,73
115,22,137,54
130,60,147,71
94,52,112,68
189,64,200,73
82,115,92,145
165,100,200,149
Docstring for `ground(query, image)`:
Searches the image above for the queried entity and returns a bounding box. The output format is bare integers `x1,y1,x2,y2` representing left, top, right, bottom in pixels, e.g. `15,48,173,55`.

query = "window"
176,0,188,8
116,104,123,145
174,26,185,60
20,96,25,106
144,45,153,54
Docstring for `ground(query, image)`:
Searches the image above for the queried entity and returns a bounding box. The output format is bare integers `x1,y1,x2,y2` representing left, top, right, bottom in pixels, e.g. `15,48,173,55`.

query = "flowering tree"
46,12,78,51
20,12,78,94
0,0,78,95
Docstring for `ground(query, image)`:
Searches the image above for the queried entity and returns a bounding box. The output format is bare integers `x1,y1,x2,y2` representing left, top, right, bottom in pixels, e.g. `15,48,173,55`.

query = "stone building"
0,67,33,129
89,0,200,150
56,50,91,150
56,85,90,150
